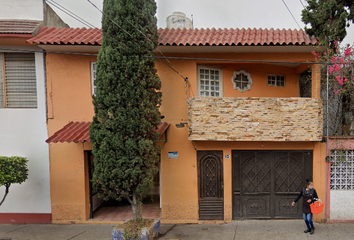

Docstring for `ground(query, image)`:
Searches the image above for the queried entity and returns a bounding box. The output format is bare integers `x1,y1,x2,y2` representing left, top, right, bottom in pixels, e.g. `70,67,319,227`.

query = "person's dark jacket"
294,188,319,214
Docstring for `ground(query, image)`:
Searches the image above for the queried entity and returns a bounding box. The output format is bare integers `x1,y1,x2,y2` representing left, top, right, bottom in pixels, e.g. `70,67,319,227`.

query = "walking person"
292,179,319,235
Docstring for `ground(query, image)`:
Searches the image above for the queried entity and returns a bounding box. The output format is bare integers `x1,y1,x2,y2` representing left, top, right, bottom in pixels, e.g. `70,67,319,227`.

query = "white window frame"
197,65,223,97
231,69,253,92
91,62,97,96
267,74,286,87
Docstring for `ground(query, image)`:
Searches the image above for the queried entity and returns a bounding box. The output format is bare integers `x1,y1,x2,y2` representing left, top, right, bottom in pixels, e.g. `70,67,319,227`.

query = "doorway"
197,150,224,220
86,151,161,221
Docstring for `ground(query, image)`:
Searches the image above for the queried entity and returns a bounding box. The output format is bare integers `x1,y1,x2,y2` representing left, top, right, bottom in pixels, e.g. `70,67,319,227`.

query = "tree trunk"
131,192,143,222
0,183,10,207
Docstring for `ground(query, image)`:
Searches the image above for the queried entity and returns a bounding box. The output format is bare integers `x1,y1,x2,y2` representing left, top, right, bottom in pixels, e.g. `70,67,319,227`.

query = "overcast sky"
52,0,354,45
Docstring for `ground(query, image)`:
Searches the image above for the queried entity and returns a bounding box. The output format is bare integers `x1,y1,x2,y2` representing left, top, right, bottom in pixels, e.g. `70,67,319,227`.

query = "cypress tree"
89,0,161,221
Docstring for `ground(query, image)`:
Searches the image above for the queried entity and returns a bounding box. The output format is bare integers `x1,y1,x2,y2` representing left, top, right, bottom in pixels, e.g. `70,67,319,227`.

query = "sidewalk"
0,224,115,240
0,220,353,240
159,220,354,240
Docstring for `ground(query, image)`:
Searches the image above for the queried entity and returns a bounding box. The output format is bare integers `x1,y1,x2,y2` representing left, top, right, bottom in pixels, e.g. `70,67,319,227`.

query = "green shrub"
0,156,28,206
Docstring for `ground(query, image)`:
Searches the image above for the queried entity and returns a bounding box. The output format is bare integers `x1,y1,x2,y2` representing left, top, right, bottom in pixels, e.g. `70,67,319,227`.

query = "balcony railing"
187,97,323,141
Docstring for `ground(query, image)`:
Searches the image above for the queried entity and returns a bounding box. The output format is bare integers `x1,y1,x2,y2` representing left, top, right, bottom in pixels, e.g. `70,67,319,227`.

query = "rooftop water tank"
166,12,193,29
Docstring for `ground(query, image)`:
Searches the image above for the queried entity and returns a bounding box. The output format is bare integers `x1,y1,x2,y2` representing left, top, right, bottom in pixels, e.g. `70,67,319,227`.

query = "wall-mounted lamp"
176,122,188,128
175,122,186,128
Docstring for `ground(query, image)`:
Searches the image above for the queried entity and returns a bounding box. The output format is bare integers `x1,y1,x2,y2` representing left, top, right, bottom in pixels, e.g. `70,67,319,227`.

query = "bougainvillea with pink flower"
310,40,354,136
313,41,354,97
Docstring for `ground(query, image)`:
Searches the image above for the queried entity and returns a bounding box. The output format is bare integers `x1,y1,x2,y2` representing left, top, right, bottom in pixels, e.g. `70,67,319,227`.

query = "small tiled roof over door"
46,122,170,143
46,122,91,143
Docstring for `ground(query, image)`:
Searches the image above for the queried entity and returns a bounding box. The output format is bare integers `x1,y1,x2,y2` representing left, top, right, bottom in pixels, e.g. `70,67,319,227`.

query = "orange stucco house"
28,27,327,224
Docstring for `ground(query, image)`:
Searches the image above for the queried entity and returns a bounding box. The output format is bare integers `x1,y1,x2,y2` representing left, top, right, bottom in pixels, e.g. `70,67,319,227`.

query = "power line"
85,0,187,82
281,0,303,29
0,47,330,65
48,0,190,95
148,56,328,65
281,0,313,44
85,0,194,97
0,47,98,56
46,0,95,28
299,0,306,9
86,0,132,37
46,0,131,50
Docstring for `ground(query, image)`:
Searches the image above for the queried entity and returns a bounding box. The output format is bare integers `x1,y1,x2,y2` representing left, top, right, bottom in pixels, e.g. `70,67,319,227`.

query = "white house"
0,0,67,223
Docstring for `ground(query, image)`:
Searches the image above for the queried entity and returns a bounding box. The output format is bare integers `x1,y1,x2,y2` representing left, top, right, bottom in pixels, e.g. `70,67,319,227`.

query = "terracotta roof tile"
46,122,91,143
28,27,319,46
0,20,42,34
157,28,319,46
28,26,102,45
154,122,170,136
46,121,170,143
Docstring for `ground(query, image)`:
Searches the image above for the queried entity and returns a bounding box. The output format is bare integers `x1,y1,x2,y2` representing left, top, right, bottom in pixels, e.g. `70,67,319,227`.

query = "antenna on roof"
191,14,194,29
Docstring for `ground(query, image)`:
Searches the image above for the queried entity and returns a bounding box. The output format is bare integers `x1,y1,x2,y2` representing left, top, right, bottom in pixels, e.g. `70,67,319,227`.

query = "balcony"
187,97,323,141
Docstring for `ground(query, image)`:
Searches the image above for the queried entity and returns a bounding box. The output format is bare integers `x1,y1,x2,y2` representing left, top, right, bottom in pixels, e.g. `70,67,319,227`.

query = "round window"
231,70,253,92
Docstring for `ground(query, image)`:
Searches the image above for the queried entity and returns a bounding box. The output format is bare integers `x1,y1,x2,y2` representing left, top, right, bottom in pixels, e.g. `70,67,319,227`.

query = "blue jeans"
303,213,314,229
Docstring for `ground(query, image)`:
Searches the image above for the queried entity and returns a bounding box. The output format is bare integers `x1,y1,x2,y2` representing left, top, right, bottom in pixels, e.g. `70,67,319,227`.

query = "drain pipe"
326,65,329,160
325,65,329,221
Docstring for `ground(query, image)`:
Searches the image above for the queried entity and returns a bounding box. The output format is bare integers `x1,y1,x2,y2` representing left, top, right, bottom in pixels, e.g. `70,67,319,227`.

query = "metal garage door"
232,150,313,219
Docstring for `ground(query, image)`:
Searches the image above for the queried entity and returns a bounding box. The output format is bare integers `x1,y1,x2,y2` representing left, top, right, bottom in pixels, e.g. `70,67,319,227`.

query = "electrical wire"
281,0,315,61
85,0,187,82
299,0,306,9
86,0,195,98
0,47,98,56
46,0,131,50
86,0,132,37
281,0,303,29
46,0,96,28
0,47,332,65
148,56,329,65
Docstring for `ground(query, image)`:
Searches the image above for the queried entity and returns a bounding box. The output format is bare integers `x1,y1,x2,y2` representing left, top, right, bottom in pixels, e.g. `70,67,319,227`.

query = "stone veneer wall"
187,97,323,141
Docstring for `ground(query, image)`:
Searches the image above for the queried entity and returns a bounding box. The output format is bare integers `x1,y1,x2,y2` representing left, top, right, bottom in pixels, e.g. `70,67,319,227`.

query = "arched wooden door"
198,151,223,220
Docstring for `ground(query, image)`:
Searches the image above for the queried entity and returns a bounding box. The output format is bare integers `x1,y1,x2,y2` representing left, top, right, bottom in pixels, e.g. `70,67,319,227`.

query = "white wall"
0,0,43,20
330,190,354,219
0,51,51,214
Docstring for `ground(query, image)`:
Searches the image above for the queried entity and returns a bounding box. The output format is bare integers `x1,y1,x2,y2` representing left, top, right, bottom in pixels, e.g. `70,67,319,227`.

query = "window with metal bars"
91,62,97,95
330,150,354,190
0,53,37,108
267,74,285,87
198,66,223,97
231,69,253,92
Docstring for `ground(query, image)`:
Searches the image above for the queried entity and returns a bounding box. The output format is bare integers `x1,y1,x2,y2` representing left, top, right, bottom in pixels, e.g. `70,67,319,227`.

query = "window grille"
231,69,253,92
330,150,354,190
268,74,285,87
